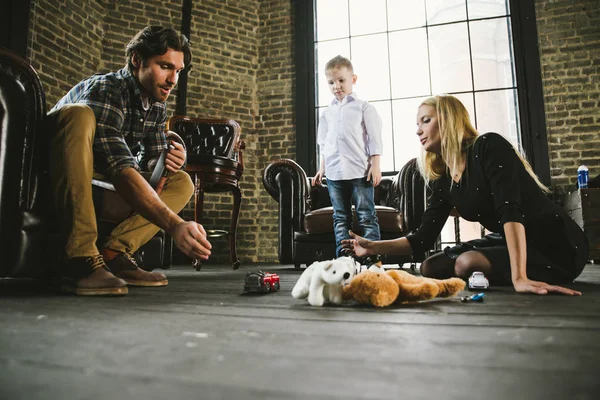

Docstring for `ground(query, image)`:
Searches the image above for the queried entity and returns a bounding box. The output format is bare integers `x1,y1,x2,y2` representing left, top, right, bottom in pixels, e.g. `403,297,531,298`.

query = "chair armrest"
263,159,310,264
375,176,400,209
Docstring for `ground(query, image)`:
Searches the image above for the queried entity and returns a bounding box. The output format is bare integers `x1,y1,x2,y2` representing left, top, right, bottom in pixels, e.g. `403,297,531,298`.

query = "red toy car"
244,271,280,293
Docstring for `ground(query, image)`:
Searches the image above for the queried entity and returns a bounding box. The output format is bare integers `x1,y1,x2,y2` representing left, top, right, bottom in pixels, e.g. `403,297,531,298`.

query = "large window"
295,0,550,245
315,0,519,173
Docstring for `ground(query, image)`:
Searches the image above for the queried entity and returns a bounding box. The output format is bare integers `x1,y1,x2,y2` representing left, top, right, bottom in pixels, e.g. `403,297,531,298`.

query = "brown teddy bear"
342,267,466,307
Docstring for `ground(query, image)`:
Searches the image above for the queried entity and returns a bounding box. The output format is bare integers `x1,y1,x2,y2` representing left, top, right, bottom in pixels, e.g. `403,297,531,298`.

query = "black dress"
406,132,588,284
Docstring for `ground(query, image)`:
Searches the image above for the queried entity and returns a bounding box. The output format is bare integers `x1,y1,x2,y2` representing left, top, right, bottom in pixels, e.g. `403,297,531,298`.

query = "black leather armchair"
262,158,430,268
0,47,50,278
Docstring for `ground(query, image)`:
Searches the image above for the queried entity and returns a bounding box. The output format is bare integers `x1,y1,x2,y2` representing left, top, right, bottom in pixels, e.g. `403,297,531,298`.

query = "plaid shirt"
51,67,168,177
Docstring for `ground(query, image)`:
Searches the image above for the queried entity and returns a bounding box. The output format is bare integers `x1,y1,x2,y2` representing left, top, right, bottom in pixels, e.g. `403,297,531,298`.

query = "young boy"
313,55,383,266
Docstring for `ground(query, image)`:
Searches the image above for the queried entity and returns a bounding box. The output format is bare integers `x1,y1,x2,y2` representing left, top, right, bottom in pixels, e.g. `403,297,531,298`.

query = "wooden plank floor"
1,262,599,400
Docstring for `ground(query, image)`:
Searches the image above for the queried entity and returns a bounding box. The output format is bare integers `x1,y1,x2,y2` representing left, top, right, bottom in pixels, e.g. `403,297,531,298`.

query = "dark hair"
126,26,192,70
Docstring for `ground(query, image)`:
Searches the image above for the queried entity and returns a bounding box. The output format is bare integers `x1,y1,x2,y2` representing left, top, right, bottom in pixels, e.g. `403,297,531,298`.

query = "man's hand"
165,140,186,173
171,221,212,260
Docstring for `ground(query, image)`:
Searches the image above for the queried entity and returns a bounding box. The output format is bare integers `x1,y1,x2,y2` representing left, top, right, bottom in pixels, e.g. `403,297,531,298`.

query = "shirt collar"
119,67,160,110
331,92,357,105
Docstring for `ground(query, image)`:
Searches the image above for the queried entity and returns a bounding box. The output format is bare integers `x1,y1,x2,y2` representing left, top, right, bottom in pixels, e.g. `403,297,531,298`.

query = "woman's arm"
503,222,528,283
343,231,414,257
344,174,451,258
504,221,581,295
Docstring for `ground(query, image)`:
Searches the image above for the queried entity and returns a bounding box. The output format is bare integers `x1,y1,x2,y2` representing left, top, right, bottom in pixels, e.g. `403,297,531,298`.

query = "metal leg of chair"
230,185,241,269
192,175,205,271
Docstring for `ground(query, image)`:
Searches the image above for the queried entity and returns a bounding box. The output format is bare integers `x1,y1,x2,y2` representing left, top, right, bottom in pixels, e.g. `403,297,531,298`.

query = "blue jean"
327,178,381,257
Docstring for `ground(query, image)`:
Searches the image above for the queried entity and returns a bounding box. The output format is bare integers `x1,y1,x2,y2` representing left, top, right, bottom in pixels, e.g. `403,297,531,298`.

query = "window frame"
294,0,550,186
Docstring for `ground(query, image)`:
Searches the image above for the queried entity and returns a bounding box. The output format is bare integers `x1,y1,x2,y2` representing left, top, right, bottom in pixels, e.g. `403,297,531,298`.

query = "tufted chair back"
0,47,50,277
167,116,241,161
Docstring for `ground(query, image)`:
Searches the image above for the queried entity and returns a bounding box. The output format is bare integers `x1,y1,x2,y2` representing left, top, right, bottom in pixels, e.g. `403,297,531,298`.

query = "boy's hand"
313,169,325,186
367,163,382,186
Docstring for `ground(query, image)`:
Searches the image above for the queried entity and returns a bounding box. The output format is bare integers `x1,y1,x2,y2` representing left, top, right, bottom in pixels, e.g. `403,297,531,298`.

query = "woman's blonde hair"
417,95,549,193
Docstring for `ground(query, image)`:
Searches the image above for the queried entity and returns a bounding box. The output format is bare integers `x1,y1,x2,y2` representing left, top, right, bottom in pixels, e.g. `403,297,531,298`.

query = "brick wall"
28,0,106,103
535,0,600,194
255,1,295,262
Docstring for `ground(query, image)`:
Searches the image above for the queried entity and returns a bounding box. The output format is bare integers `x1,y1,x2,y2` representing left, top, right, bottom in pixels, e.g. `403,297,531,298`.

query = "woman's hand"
513,277,581,296
341,230,375,258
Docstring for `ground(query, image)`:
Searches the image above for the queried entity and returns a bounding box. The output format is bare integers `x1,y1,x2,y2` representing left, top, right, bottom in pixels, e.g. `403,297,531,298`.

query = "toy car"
244,271,280,293
468,271,489,290
461,292,485,303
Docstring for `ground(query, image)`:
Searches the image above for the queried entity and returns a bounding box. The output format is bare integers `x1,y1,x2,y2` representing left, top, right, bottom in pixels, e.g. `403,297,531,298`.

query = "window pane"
349,0,387,36
315,106,327,162
389,28,431,98
316,0,349,41
426,0,467,25
452,92,476,126
440,217,484,246
467,0,509,19
370,101,394,171
474,89,520,145
470,17,515,91
313,0,520,176
392,97,428,170
351,33,391,101
315,39,351,106
388,0,426,31
429,23,473,93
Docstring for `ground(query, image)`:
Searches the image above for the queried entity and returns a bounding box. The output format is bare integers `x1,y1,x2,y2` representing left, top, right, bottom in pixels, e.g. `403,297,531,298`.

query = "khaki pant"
48,104,193,259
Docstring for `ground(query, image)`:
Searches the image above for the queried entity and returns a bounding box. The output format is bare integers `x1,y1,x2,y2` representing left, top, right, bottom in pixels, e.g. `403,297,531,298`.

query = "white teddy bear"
291,257,358,306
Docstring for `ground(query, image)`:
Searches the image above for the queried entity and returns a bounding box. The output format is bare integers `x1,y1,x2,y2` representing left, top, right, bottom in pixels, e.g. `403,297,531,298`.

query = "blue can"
578,165,589,189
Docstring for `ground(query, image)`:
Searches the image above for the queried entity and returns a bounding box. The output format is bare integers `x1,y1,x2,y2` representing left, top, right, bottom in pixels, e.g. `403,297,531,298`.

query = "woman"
342,95,588,295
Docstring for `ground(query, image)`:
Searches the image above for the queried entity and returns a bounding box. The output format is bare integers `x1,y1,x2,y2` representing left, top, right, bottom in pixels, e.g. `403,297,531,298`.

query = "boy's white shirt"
317,92,383,181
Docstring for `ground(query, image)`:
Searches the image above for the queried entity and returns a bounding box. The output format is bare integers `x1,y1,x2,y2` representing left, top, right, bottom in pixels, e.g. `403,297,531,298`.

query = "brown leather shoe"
61,255,128,296
105,253,168,287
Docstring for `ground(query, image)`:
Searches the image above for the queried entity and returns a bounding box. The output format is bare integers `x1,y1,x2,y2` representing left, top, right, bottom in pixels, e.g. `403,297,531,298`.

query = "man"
49,26,211,296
